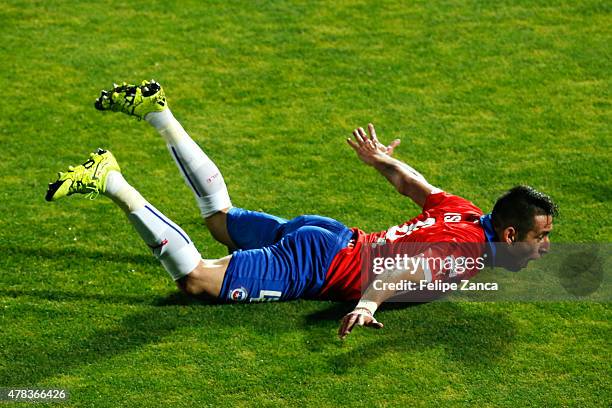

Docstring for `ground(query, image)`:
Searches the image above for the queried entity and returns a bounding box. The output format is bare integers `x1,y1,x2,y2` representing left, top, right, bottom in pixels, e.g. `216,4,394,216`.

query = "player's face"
504,214,554,271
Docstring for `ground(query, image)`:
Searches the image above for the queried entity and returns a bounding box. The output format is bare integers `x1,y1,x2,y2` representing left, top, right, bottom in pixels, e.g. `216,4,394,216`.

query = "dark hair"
491,186,558,239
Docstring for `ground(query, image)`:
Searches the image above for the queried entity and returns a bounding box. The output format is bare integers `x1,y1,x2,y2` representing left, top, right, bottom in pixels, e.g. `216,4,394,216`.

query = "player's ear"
502,226,517,245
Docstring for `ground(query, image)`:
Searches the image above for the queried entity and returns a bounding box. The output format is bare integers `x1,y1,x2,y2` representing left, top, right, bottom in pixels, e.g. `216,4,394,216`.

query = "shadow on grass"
1,305,183,386
2,291,328,387
0,288,158,305
0,288,228,387
0,288,209,306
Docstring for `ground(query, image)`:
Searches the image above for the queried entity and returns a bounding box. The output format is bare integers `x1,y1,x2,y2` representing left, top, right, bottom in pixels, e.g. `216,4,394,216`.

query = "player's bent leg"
46,149,223,296
147,108,233,242
95,80,233,247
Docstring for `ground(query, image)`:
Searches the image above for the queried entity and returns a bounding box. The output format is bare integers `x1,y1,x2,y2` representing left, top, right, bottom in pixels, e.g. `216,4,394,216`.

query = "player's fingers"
353,129,365,144
386,139,401,155
358,127,368,140
365,318,384,329
338,322,352,339
368,123,378,143
357,313,366,326
346,138,359,150
338,314,359,339
338,315,351,337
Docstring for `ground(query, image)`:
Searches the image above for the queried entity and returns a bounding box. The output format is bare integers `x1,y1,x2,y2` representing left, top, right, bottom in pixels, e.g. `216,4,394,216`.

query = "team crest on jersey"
230,287,248,302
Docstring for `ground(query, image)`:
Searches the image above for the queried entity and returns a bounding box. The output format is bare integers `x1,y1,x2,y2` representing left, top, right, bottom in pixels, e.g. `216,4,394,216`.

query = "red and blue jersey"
319,191,487,300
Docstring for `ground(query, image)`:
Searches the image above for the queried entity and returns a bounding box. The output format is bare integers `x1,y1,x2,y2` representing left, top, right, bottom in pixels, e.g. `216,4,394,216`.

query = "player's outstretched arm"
346,124,439,208
338,259,426,339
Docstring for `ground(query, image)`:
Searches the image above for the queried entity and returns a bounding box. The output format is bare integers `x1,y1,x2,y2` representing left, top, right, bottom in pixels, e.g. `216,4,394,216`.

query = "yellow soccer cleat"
94,79,167,120
45,149,120,201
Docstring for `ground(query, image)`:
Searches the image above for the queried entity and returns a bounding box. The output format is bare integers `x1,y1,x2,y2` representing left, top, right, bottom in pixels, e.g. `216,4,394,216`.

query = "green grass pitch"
1,0,610,406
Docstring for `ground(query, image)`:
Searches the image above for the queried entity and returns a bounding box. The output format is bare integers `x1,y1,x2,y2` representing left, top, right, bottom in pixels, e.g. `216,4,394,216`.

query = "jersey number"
385,217,435,242
250,290,282,302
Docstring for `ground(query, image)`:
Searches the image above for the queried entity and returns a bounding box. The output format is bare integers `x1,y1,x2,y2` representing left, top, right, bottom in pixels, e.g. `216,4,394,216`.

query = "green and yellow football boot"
94,79,167,120
45,149,120,201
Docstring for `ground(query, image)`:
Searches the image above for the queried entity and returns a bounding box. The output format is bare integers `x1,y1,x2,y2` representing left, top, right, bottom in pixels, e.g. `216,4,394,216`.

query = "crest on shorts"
230,287,248,302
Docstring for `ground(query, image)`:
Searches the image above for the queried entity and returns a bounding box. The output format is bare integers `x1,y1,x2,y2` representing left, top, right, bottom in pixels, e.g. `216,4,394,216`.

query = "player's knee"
175,258,228,300
176,273,203,297
176,273,216,301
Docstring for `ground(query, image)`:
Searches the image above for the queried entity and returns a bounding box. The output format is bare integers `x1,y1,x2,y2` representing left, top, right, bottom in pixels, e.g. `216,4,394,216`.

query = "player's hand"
338,308,384,340
346,123,401,166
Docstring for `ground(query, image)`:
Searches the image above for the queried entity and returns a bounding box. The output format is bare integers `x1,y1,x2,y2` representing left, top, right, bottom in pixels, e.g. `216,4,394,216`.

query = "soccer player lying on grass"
46,80,558,339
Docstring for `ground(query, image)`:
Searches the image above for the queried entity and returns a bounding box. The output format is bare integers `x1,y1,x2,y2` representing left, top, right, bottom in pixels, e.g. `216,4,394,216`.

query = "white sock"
105,171,146,212
128,204,202,281
104,171,201,280
145,110,231,217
